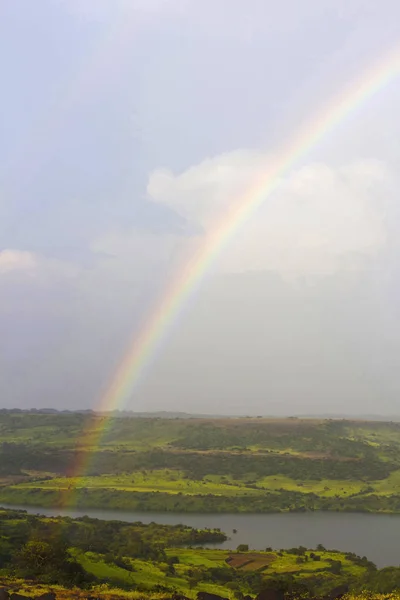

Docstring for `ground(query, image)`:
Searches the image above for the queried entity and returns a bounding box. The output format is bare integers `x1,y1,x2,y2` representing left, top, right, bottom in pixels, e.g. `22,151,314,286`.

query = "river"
2,504,399,568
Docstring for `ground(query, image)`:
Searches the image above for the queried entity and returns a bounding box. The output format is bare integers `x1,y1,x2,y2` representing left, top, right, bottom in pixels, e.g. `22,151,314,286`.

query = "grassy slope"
2,413,400,513
0,507,391,599
70,547,369,597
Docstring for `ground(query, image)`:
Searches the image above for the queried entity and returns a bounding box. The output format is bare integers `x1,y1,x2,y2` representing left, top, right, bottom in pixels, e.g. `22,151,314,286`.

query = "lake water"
2,504,399,569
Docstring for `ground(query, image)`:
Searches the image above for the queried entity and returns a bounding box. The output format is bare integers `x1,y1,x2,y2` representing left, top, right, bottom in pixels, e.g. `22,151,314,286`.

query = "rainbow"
64,45,400,505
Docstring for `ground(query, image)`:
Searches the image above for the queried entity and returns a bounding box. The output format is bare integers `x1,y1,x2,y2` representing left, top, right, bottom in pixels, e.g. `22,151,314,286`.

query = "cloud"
0,250,37,275
0,153,396,412
0,249,81,287
147,151,391,277
137,265,400,415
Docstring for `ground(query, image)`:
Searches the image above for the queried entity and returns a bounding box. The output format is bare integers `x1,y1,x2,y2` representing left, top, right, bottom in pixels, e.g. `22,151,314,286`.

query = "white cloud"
0,249,81,283
0,250,37,275
147,151,391,277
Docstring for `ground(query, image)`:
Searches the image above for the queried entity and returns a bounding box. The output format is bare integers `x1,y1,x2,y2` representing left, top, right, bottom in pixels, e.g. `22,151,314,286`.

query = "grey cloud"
137,268,400,415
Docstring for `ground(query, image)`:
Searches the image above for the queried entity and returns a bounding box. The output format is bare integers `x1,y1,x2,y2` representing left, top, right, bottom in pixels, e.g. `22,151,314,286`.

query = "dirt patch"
227,553,276,570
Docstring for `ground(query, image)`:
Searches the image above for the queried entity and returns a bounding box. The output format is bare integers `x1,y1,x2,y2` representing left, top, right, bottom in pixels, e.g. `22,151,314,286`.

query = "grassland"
2,412,400,513
71,546,370,596
1,507,384,598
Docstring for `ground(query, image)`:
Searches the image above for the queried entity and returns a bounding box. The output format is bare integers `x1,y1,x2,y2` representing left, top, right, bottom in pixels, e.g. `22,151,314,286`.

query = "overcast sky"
1,0,400,415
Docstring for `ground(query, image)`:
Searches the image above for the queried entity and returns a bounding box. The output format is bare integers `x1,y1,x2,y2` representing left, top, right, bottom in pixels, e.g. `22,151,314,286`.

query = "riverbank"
3,503,400,568
0,507,383,598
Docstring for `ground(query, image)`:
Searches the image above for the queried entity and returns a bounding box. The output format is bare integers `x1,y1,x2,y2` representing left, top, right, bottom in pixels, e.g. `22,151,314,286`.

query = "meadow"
2,411,400,513
0,507,384,598
72,546,370,596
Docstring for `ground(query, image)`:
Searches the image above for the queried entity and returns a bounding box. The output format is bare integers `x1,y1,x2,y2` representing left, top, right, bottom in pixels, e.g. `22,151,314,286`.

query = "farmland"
2,411,400,513
0,507,379,598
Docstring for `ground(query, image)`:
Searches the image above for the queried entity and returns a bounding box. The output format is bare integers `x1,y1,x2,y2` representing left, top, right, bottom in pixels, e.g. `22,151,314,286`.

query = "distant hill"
0,408,226,419
295,413,400,422
1,407,400,421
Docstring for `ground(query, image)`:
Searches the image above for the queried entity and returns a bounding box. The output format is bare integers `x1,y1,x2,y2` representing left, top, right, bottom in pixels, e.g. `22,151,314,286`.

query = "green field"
2,411,400,513
0,506,381,598
2,506,400,598
73,546,369,596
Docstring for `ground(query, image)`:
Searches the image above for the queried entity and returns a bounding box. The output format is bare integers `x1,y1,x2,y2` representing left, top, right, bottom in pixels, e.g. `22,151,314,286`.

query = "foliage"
2,507,400,597
2,412,400,515
0,508,224,590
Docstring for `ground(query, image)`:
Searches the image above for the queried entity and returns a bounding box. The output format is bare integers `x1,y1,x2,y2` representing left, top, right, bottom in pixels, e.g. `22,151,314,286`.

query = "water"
2,504,399,568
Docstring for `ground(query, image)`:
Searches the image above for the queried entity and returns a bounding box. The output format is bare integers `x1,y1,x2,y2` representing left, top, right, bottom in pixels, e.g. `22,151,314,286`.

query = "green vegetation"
1,507,397,598
0,508,224,590
2,411,400,513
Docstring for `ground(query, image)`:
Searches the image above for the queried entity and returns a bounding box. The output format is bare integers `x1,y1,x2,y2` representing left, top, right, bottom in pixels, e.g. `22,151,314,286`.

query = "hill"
2,412,400,513
2,507,400,599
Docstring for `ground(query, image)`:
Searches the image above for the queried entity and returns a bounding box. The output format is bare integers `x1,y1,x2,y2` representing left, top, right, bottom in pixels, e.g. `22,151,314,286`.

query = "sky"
1,0,400,415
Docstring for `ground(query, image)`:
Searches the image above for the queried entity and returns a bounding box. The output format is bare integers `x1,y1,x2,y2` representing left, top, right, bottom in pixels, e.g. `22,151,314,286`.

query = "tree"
13,538,89,587
237,544,249,552
188,577,198,589
330,560,342,575
0,541,13,568
14,540,56,573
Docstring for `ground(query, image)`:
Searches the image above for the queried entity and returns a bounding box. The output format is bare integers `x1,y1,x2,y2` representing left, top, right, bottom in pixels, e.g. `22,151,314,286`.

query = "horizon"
2,406,400,422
